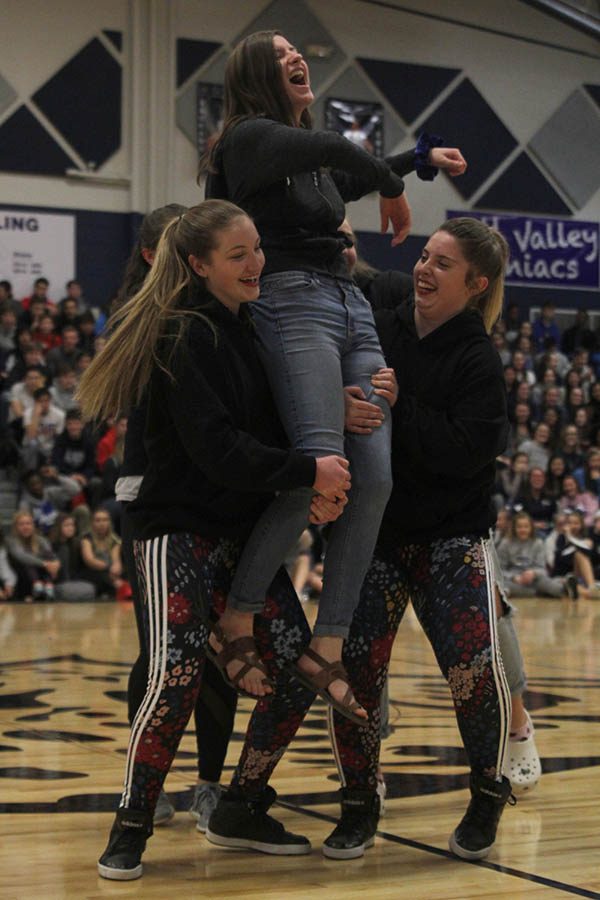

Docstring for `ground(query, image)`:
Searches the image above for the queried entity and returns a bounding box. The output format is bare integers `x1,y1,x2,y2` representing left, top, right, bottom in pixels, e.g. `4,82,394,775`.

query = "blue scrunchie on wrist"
415,132,443,181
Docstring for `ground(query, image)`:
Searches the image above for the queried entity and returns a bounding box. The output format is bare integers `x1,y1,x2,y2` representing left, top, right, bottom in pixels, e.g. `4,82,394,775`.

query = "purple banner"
447,211,599,290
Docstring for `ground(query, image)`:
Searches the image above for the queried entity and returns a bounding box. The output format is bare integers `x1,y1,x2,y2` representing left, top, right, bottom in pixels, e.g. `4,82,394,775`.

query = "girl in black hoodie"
78,200,350,880
314,218,516,863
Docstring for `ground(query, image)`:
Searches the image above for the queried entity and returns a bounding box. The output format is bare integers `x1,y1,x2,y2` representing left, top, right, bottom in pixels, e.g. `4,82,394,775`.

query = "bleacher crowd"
0,276,128,602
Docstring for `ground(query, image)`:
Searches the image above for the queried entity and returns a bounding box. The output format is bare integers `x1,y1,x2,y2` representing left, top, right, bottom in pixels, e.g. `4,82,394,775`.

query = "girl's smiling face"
413,231,487,334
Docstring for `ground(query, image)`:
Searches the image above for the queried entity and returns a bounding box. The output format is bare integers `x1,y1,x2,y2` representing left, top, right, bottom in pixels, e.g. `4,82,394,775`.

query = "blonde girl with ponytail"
87,199,350,880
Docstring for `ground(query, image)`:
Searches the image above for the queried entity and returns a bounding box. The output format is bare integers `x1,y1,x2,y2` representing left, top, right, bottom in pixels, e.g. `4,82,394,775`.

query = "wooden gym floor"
0,596,599,899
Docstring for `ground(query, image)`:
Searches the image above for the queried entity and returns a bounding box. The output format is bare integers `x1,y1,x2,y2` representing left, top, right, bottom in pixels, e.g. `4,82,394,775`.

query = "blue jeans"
229,271,392,638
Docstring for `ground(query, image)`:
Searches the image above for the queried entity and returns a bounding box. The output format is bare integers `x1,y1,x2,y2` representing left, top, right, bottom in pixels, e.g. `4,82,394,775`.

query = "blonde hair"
510,511,534,540
12,510,40,554
77,200,250,421
438,217,509,334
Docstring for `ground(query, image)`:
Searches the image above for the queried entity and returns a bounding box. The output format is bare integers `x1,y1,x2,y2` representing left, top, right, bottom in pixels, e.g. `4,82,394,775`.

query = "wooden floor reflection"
0,597,599,899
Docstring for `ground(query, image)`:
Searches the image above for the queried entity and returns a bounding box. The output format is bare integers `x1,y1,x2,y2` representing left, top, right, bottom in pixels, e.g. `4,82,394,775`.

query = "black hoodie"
128,295,316,541
205,117,413,277
375,300,508,546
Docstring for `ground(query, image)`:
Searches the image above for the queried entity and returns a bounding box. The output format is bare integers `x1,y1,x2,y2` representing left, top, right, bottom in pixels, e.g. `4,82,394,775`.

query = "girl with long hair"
204,29,467,719
78,199,348,880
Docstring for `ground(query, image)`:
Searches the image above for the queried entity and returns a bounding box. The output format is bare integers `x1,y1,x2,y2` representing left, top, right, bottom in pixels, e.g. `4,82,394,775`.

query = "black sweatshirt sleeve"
165,330,316,493
223,118,404,200
330,149,416,202
392,347,508,478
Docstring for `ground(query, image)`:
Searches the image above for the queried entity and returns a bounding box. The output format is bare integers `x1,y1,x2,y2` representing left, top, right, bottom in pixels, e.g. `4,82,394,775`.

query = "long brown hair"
202,30,312,176
77,200,251,422
113,203,187,312
438,217,509,334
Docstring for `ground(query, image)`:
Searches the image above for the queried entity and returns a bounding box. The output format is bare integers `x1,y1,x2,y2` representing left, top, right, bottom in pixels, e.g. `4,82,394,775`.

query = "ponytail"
438,217,509,334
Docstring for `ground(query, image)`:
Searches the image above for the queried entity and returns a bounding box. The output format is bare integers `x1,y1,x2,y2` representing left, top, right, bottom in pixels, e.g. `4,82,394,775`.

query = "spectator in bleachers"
546,453,567,499
49,365,79,412
20,277,56,315
532,301,561,354
31,312,62,354
0,528,17,600
59,279,86,314
518,422,552,470
512,349,536,386
7,365,46,425
22,386,65,466
511,381,539,422
574,406,592,451
78,311,97,355
497,510,573,598
506,401,532,456
5,342,50,389
588,382,600,429
498,451,529,504
515,466,556,535
49,513,95,602
558,424,584,473
46,325,81,376
570,349,594,397
18,295,47,332
538,384,566,426
95,415,127,473
573,447,600,499
75,350,93,376
557,474,599,527
589,512,600,582
491,329,511,366
538,346,569,381
493,506,512,546
18,467,81,535
54,296,81,334
504,302,523,346
503,364,517,399
79,508,124,598
565,384,586,422
561,310,597,356
93,334,107,357
6,510,60,601
0,308,18,354
549,509,598,598
0,280,20,317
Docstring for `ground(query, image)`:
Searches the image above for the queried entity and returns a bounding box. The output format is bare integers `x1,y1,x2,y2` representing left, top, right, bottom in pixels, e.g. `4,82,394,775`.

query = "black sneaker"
322,788,380,860
565,574,579,600
449,773,515,860
97,808,153,880
206,785,311,855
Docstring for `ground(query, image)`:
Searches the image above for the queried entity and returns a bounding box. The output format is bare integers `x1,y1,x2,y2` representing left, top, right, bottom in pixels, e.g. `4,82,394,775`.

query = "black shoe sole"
322,835,375,860
206,828,311,855
448,831,493,860
97,861,143,880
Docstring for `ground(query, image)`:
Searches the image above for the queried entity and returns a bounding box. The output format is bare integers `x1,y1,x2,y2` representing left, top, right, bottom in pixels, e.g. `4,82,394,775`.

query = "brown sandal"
206,623,273,698
288,647,368,726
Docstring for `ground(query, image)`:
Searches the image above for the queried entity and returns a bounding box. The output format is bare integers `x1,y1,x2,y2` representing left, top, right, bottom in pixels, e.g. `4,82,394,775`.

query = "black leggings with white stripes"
119,531,314,813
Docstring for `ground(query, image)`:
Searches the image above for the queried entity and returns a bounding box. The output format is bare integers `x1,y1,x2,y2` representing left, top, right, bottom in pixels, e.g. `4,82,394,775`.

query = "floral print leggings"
120,531,314,813
331,535,512,791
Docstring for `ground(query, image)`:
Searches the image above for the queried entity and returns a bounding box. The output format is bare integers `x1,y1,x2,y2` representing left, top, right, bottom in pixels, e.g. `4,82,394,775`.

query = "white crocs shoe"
505,711,542,793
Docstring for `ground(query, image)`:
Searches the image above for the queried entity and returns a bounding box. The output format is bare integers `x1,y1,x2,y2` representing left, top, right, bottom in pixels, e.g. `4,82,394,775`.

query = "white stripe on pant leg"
121,535,169,807
481,537,512,779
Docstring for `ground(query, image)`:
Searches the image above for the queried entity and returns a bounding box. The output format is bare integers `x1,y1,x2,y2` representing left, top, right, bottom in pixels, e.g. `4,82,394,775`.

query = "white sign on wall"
0,208,76,301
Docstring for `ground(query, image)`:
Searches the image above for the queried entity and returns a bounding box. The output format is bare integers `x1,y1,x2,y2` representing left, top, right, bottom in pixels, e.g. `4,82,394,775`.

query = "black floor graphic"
0,766,86,780
0,689,54,709
4,729,114,743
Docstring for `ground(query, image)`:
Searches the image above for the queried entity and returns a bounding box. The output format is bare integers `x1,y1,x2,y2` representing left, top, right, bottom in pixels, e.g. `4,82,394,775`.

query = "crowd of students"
492,301,600,600
0,276,129,601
